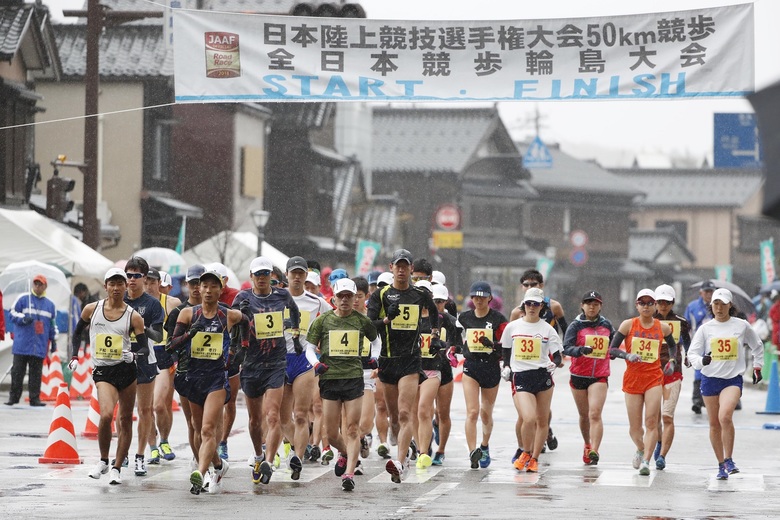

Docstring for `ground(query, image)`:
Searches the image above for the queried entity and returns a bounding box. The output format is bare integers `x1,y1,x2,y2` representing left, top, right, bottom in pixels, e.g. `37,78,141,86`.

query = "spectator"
769,290,780,347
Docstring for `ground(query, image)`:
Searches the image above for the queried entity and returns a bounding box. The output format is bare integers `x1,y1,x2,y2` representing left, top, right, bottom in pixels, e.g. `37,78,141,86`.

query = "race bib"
329,330,359,357
284,309,312,334
466,328,493,353
710,337,738,362
661,321,681,342
255,311,284,339
95,333,123,360
362,336,371,357
584,335,609,359
191,332,224,360
391,305,419,331
420,333,434,358
632,337,660,363
513,336,541,361
440,328,447,342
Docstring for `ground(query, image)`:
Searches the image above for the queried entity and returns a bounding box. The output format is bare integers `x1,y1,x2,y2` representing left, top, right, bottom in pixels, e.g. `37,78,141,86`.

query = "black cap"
701,280,716,291
185,264,206,282
469,281,492,297
147,267,161,280
391,248,413,265
286,256,308,272
582,290,603,303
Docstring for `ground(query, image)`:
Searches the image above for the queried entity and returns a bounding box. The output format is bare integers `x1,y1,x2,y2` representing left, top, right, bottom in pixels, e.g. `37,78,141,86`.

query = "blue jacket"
10,292,57,358
684,296,710,333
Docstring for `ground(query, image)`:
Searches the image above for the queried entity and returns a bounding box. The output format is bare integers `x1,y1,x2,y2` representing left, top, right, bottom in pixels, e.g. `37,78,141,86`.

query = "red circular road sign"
435,204,461,231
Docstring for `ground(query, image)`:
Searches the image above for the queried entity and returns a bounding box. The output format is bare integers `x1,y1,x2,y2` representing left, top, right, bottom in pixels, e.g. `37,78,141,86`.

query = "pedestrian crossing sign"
523,136,553,169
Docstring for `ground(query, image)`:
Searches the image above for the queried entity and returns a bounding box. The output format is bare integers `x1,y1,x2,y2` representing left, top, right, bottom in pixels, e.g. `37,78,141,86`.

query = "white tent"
183,231,289,283
0,209,114,279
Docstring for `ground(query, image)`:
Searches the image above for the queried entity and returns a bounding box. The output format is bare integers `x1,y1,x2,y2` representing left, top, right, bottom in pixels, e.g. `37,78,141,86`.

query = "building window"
153,121,172,182
656,220,687,242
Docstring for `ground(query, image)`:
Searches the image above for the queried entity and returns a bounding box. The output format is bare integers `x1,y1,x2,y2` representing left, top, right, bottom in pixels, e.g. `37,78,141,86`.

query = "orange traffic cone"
453,357,465,383
82,382,113,438
171,391,181,412
42,351,65,401
39,383,82,464
69,351,93,400
37,354,51,402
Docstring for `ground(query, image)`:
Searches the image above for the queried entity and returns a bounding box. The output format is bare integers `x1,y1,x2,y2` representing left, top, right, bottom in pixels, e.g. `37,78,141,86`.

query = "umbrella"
760,280,780,294
690,279,754,316
132,247,187,276
0,260,72,311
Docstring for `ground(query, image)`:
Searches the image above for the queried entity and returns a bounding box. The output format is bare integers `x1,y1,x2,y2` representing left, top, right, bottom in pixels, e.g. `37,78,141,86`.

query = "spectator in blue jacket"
5,274,57,407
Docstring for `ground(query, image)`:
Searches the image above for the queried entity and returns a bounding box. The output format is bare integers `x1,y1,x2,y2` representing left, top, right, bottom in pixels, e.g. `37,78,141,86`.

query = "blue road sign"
714,113,763,168
523,136,553,169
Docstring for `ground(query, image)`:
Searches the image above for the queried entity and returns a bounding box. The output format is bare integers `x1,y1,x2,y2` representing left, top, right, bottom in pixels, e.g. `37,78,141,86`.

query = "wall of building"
0,55,26,82
232,107,270,235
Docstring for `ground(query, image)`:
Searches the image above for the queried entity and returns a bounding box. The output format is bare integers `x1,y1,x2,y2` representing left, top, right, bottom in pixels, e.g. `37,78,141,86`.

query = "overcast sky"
49,0,777,165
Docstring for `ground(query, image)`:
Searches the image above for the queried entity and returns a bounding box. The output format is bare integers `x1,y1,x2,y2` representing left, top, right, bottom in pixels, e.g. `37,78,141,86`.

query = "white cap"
712,288,733,304
377,272,393,287
654,284,675,302
332,278,357,295
104,267,128,281
636,288,656,301
200,269,224,288
523,287,545,303
432,284,449,301
208,262,229,280
250,256,274,273
159,271,172,287
432,271,446,285
306,271,321,286
416,280,433,292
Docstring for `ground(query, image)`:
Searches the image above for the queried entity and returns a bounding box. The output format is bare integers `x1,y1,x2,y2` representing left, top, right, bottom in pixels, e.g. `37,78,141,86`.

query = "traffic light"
46,168,76,222
290,2,366,18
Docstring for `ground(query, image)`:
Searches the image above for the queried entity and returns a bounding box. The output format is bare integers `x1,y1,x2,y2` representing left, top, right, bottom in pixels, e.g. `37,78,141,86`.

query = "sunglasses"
524,301,542,307
636,300,656,307
253,270,272,277
126,273,144,279
522,282,539,288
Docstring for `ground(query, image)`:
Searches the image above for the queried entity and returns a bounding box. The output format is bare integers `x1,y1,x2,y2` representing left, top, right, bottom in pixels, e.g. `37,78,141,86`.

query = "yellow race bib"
420,333,434,359
513,336,541,361
440,328,447,342
95,333,123,360
255,311,284,339
329,330,360,357
284,308,312,335
661,321,681,342
391,305,419,331
710,337,739,361
584,335,609,359
466,328,493,353
191,332,224,360
632,337,660,363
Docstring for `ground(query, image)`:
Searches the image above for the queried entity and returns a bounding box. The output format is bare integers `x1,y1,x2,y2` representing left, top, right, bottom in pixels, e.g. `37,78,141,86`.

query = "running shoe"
342,475,355,491
111,457,129,468
109,467,122,485
386,459,403,483
190,470,203,494
511,448,524,463
309,445,322,463
251,458,264,484
389,429,398,447
583,445,592,464
354,460,364,476
639,460,651,476
289,455,302,481
717,462,729,480
209,459,229,494
417,453,432,469
282,441,291,460
89,460,109,479
377,443,391,459
322,447,334,465
217,441,228,460
148,448,161,465
587,449,599,465
432,452,445,466
479,447,491,468
432,418,440,446
335,454,348,477
408,440,418,461
546,427,558,451
656,455,666,470
160,441,176,461
365,433,373,450
653,441,662,462
258,460,273,485
134,455,147,476
469,448,483,469
514,452,531,471
526,457,539,473
274,453,281,468
360,436,370,459
724,458,739,474
632,450,644,470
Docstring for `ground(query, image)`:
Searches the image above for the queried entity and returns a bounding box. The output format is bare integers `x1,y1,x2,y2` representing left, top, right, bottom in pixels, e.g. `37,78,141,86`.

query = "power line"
0,102,177,131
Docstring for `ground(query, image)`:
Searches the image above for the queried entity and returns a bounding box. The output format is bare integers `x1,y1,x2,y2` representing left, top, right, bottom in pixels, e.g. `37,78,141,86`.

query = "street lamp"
251,209,271,257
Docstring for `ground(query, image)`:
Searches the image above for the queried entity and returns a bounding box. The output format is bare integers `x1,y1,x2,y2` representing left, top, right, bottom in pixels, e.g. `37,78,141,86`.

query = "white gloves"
121,351,136,364
501,366,512,381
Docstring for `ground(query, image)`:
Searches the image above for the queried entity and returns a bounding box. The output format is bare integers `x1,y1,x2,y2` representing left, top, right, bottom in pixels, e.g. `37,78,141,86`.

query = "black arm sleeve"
502,347,512,368
608,331,627,360
167,322,191,353
664,334,677,362
71,318,89,358
145,323,163,343
132,332,149,355
563,345,584,357
556,316,569,336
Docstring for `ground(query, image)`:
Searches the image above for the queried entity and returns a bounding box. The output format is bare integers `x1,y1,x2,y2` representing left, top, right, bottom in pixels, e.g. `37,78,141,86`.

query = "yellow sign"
329,330,360,357
95,333,123,360
391,305,420,331
513,336,541,361
432,231,463,249
710,337,739,361
584,335,609,359
661,321,681,342
255,311,284,339
466,328,493,353
191,332,224,360
631,337,660,363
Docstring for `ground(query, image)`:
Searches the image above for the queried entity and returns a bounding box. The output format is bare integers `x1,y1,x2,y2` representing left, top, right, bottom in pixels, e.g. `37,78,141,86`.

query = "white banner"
173,4,754,103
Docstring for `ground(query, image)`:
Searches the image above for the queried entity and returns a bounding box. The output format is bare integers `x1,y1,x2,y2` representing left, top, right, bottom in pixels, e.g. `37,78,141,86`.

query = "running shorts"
378,355,424,385
186,371,230,407
701,374,743,397
462,358,501,389
319,377,364,402
285,352,313,384
241,366,286,398
512,368,554,395
569,374,608,390
93,362,137,392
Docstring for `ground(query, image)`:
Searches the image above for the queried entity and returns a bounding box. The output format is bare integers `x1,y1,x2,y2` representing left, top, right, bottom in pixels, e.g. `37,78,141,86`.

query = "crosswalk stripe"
367,465,443,484
593,469,657,487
